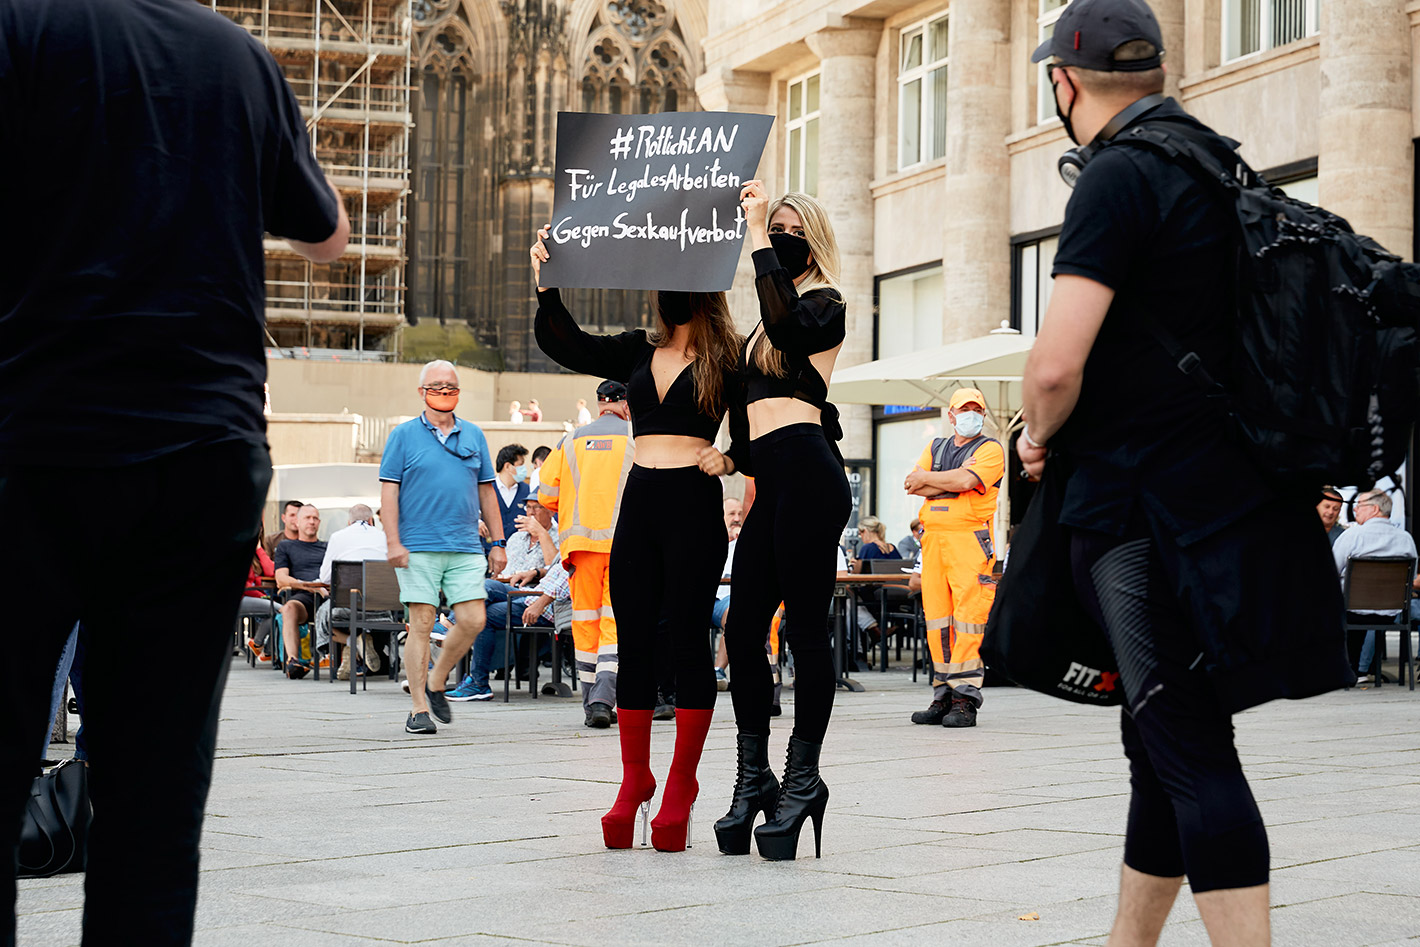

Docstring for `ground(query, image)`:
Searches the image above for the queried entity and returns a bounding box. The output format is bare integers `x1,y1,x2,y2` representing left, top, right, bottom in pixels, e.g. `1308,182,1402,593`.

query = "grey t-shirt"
274,539,328,582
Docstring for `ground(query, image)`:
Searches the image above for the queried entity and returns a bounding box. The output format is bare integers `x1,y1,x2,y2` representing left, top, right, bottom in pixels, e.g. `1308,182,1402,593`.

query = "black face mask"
769,232,812,279
658,290,693,326
1052,68,1080,146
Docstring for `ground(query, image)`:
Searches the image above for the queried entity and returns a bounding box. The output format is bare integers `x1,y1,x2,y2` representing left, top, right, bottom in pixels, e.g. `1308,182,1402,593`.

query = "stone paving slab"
16,658,1420,946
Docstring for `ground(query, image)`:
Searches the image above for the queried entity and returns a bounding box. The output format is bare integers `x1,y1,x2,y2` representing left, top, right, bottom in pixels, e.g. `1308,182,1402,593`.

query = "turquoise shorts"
396,551,488,606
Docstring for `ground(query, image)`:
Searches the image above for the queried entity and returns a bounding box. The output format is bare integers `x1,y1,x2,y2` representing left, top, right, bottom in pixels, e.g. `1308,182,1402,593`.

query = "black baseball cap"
1031,0,1165,72
596,380,627,402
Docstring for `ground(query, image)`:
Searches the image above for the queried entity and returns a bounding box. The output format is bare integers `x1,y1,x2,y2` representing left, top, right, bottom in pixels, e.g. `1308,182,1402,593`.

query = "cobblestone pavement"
18,656,1420,946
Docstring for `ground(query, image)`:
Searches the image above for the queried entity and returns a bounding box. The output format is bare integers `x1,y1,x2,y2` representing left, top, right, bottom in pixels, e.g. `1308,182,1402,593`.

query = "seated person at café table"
447,495,560,700
315,503,391,680
274,504,328,679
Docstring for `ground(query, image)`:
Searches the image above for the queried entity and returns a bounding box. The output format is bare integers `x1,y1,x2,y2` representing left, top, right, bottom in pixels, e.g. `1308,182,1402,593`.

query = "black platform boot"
753,735,827,861
714,732,780,855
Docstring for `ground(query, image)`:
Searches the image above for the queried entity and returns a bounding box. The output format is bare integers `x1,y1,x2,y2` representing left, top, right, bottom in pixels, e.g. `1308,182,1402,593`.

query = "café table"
830,573,913,690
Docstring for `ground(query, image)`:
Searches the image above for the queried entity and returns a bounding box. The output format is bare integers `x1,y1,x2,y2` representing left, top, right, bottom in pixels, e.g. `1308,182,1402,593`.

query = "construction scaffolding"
211,0,413,360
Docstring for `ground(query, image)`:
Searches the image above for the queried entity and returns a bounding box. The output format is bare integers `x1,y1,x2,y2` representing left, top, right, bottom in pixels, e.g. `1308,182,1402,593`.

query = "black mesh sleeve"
752,248,847,356
724,369,753,478
534,287,644,381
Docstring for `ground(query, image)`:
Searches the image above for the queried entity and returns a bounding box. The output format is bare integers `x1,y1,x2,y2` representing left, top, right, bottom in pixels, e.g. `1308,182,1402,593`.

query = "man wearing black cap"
537,380,633,727
1016,1,1351,944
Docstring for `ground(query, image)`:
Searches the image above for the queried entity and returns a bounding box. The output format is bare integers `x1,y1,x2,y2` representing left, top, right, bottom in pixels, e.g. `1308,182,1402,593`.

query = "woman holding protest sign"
530,225,740,854
696,185,850,861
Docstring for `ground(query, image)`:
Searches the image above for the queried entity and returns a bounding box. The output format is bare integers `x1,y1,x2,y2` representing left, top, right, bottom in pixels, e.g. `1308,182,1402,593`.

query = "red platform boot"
601,708,656,849
651,708,713,852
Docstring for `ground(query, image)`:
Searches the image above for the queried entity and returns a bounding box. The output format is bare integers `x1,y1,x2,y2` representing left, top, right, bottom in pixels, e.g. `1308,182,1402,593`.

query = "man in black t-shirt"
0,2,348,941
274,505,330,678
266,499,306,557
1018,1,1349,943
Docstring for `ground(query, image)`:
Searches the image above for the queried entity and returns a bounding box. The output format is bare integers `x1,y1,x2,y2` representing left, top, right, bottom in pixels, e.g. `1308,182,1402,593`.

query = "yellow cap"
949,387,986,411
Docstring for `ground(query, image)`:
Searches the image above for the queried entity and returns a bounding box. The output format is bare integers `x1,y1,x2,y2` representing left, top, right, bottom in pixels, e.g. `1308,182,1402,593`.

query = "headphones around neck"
1058,93,1168,188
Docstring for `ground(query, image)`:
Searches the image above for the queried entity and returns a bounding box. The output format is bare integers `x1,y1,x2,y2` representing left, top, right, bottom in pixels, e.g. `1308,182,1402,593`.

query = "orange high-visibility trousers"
920,526,996,707
769,606,783,703
568,549,617,709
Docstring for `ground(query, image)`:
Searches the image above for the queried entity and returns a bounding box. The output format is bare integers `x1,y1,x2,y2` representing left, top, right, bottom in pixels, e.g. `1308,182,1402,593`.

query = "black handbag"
982,454,1122,706
18,758,91,878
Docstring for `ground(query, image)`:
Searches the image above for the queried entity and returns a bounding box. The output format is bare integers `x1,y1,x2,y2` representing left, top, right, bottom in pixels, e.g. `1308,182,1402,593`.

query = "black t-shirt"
1050,100,1272,545
0,0,341,466
274,539,328,582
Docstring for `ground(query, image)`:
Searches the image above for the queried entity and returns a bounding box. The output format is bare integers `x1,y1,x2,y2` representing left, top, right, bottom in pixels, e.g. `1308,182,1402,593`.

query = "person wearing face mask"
695,187,850,862
1013,1,1352,942
529,227,742,854
492,443,531,551
379,360,507,735
902,388,1003,729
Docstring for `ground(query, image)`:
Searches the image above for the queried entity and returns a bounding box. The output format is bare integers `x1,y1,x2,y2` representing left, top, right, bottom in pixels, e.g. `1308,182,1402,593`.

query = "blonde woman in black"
697,185,851,860
530,226,740,853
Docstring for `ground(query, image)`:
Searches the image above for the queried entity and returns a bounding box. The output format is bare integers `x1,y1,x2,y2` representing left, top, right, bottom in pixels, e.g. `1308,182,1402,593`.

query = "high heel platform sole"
602,799,652,850
754,803,825,861
714,803,769,855
713,822,753,856
651,804,694,853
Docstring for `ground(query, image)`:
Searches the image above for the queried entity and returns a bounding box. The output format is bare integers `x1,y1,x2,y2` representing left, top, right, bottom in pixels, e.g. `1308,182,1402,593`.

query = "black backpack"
1109,120,1420,489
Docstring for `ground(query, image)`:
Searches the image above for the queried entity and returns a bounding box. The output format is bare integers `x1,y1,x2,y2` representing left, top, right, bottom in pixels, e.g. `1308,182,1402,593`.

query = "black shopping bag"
19,758,90,877
982,454,1122,706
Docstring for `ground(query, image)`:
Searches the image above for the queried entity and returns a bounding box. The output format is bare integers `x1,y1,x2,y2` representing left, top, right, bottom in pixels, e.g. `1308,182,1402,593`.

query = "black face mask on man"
658,290,694,326
1051,65,1081,146
768,232,812,279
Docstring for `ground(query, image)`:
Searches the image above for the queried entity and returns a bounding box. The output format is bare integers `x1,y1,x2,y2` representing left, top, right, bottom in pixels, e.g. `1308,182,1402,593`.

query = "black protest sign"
540,111,774,292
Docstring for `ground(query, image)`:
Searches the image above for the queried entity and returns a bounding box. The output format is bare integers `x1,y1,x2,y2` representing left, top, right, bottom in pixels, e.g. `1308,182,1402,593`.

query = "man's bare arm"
908,468,982,496
286,178,351,264
1022,275,1115,443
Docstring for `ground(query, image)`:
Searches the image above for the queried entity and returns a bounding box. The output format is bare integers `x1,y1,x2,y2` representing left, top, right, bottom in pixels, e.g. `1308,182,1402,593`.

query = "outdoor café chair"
328,559,405,695
1343,555,1416,690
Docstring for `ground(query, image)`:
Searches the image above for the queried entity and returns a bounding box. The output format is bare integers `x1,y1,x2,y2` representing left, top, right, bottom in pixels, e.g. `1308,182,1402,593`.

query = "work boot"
586,703,614,728
653,688,676,721
910,699,948,725
941,696,977,728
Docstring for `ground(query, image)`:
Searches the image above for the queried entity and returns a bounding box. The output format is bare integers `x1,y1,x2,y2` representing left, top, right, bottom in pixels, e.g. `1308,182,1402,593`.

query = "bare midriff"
747,398,822,440
633,433,714,469
744,333,839,440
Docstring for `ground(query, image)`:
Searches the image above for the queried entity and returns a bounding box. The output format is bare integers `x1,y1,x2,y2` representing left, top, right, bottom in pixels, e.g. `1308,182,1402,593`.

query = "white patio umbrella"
828,328,1033,432
829,326,1033,544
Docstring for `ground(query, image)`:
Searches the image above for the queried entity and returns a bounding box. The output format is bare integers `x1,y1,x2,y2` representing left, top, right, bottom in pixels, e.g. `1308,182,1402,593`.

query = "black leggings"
609,465,726,711
726,424,851,744
1071,522,1269,893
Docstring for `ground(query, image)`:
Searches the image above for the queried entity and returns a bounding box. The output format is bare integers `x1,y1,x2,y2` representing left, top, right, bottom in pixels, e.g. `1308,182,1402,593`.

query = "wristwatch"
489,539,507,548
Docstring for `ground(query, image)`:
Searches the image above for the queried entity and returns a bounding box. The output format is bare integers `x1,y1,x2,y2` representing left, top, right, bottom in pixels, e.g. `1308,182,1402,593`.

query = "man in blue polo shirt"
380,360,507,734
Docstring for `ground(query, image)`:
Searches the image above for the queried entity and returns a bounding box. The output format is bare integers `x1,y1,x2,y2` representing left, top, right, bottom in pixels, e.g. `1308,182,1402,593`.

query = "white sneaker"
401,678,411,694
362,637,383,673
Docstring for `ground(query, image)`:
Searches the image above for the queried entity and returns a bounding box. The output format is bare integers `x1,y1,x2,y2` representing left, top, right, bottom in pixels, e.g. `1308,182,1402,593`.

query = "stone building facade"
699,0,1417,539
410,0,708,371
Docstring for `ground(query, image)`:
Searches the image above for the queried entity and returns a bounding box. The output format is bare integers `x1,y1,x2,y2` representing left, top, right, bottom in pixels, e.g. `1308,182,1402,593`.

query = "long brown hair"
252,522,267,575
647,290,741,418
752,191,842,378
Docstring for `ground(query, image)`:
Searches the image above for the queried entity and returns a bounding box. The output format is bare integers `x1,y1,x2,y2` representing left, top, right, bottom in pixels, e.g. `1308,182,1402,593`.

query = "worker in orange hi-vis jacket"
903,387,1004,730
538,380,635,728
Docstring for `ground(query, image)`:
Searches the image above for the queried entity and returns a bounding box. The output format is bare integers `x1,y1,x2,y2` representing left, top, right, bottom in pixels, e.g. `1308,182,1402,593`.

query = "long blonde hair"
753,191,842,377
647,291,742,418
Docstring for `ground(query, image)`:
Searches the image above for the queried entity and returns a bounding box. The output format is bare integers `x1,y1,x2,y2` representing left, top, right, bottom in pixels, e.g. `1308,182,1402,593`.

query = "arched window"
411,23,473,325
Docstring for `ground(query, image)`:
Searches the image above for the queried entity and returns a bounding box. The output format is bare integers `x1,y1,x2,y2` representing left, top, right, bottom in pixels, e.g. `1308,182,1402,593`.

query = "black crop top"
534,287,724,442
725,248,847,477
